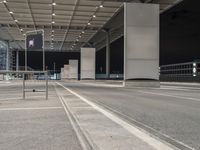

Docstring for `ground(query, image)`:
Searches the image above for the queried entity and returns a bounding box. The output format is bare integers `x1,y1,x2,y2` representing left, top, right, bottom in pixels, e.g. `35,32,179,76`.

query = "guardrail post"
23,73,25,99
45,71,48,100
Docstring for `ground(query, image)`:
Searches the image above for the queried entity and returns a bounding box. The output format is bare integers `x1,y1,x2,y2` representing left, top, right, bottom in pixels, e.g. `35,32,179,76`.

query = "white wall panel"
63,65,69,79
69,60,78,79
124,3,159,80
81,48,96,79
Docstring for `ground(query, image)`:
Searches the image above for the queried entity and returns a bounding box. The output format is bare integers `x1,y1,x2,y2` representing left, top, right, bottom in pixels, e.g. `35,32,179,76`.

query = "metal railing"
160,61,200,82
0,70,48,100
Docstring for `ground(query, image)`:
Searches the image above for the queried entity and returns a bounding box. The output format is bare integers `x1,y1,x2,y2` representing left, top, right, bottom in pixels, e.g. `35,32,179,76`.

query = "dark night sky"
16,0,200,72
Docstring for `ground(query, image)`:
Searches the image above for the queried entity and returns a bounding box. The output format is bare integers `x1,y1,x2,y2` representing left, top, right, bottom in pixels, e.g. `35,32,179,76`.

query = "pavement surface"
0,80,200,150
59,81,200,150
0,81,82,150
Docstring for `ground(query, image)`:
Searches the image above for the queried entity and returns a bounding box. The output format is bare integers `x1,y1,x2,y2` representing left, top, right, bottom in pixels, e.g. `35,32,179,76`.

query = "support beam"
6,41,9,71
16,50,19,71
103,29,110,79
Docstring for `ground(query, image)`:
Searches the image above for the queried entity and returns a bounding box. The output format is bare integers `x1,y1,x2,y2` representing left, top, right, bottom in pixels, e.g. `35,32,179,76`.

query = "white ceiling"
0,0,183,51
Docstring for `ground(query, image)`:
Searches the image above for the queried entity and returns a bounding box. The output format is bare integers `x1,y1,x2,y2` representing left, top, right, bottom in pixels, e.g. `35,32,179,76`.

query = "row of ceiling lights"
50,2,56,49
1,0,104,50
71,4,104,50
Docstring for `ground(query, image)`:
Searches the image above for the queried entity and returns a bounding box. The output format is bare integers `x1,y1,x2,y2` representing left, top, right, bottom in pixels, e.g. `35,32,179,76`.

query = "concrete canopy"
0,0,182,52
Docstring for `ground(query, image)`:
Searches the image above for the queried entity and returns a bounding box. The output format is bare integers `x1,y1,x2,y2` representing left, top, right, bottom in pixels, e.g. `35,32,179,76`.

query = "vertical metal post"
43,30,45,71
45,71,48,100
23,73,25,99
25,33,27,71
16,50,19,71
106,30,110,79
6,41,9,71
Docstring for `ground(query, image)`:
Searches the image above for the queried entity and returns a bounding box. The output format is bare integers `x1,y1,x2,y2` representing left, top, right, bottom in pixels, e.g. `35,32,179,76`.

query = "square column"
69,60,78,80
124,3,160,87
81,48,96,80
64,64,70,79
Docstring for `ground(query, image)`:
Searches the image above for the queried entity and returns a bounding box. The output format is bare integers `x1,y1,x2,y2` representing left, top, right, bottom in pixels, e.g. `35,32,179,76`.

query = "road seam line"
138,91,200,102
54,84,96,150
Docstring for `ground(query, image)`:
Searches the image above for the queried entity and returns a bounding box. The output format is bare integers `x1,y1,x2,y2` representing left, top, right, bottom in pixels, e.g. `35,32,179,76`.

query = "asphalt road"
62,82,200,150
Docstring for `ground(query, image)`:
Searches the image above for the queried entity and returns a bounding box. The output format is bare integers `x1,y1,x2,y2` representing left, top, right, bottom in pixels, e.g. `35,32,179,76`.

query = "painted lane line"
138,91,200,102
56,82,176,150
0,106,62,111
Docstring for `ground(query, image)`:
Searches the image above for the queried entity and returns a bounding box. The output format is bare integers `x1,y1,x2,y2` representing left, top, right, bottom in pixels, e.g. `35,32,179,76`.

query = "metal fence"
160,61,200,82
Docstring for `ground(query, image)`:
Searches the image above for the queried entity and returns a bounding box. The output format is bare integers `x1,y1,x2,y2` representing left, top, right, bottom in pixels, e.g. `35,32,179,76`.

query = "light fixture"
82,31,85,34
76,39,79,41
52,21,55,24
52,2,56,6
20,28,23,31
51,34,54,37
14,19,18,22
99,4,103,8
87,22,91,25
3,0,7,3
93,15,96,18
9,11,13,14
52,13,56,16
79,35,81,38
23,34,26,36
52,30,54,33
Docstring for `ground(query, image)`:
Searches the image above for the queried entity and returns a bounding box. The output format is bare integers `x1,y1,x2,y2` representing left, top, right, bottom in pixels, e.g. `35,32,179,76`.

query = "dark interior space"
18,51,80,71
160,0,200,65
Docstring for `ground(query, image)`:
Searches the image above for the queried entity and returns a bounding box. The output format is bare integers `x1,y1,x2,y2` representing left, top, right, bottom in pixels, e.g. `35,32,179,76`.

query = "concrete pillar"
16,50,19,71
6,41,9,71
69,60,78,80
124,3,160,87
106,30,110,79
81,48,96,80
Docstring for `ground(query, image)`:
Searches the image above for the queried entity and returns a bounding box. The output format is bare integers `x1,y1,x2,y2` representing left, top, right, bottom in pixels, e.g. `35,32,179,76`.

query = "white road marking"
80,82,123,88
0,106,62,111
54,85,91,150
138,91,200,102
56,82,176,150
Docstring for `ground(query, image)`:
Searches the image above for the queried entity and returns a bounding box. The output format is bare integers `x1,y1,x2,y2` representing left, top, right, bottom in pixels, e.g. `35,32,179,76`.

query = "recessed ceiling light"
52,30,54,33
52,21,55,24
99,4,103,8
87,22,91,25
52,13,56,16
3,0,7,3
9,11,13,14
76,39,79,41
20,28,23,31
23,34,25,36
82,31,85,34
79,35,81,38
14,19,18,22
93,15,96,18
52,2,56,6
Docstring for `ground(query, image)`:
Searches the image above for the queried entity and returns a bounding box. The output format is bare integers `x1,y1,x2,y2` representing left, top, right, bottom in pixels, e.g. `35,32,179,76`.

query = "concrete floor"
60,81,200,150
0,81,82,150
0,80,200,150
